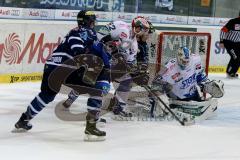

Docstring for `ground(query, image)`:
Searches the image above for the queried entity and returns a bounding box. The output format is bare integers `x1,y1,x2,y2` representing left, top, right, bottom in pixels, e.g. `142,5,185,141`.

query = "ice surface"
0,74,240,160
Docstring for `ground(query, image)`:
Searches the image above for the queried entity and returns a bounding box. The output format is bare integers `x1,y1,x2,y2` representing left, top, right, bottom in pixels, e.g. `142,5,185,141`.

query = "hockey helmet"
77,10,96,28
131,16,150,35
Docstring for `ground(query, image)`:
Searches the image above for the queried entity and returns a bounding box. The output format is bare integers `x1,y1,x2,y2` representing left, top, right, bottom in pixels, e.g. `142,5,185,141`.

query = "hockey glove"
131,72,150,86
151,76,172,93
201,80,224,98
138,63,148,74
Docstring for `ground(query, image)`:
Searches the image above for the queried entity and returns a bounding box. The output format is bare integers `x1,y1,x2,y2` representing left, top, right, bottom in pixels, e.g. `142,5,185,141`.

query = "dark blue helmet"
77,10,96,28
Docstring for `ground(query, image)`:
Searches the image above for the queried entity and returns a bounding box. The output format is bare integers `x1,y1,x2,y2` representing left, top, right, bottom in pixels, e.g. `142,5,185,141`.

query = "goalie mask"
177,47,190,70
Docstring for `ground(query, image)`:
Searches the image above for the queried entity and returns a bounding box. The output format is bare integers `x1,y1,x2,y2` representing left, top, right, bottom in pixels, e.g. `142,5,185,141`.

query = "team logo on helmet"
85,11,95,16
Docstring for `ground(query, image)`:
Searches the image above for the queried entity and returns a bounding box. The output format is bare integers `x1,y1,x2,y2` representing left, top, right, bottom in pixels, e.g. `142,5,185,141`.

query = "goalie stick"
143,85,195,126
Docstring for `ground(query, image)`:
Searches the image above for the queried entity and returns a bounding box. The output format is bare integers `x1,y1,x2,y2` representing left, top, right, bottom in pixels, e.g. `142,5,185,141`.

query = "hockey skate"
226,73,238,79
12,113,32,133
96,118,107,127
84,117,107,128
112,104,133,121
84,120,106,141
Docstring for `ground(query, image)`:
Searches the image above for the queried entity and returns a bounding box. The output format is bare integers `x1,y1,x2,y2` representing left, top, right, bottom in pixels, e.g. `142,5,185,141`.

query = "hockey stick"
128,99,151,107
54,99,112,121
143,85,195,126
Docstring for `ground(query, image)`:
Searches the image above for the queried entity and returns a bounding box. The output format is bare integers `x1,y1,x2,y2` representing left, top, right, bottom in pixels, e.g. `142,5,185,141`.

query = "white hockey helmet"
177,46,190,69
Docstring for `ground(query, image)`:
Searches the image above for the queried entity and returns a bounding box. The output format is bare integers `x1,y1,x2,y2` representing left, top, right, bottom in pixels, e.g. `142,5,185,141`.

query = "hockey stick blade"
55,100,110,121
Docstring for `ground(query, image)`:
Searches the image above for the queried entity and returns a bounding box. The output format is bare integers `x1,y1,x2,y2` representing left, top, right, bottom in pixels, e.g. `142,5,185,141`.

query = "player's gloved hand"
125,61,138,73
111,53,129,80
138,63,148,73
132,72,150,86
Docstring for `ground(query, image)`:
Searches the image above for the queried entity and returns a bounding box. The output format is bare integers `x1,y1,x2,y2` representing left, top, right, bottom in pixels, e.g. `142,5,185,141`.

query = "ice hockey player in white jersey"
108,17,153,120
151,46,224,121
98,20,138,63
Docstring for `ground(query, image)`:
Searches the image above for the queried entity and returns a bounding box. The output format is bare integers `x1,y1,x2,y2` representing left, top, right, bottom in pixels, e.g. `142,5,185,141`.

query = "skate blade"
112,115,133,121
11,128,28,133
84,134,106,142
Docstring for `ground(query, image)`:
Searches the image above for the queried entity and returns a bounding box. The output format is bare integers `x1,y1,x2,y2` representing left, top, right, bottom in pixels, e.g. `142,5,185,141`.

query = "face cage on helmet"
133,26,150,35
180,58,190,66
177,55,190,69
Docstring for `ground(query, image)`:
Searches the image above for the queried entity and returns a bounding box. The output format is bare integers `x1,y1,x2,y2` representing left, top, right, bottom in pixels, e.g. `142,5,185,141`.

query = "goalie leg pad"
169,98,218,121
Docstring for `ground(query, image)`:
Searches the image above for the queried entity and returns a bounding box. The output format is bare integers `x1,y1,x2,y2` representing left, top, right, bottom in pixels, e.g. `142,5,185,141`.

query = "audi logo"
71,12,78,17
11,10,20,16
40,11,49,17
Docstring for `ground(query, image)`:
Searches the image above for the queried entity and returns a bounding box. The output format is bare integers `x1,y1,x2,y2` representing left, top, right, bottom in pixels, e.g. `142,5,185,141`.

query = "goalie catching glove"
200,80,224,98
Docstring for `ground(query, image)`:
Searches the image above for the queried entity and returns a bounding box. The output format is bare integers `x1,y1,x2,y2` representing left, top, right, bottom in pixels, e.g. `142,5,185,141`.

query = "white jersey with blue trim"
97,20,138,64
121,35,138,63
161,54,207,99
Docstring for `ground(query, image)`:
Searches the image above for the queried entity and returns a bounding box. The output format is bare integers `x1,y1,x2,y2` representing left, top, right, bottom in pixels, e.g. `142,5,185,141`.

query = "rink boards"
0,19,238,83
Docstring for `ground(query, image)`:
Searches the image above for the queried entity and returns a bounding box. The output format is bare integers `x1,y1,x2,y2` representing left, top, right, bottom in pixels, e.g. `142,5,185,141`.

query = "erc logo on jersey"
180,73,196,89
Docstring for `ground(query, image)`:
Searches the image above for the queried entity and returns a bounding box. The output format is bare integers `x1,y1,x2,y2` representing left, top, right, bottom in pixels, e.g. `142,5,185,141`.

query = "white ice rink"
0,74,240,160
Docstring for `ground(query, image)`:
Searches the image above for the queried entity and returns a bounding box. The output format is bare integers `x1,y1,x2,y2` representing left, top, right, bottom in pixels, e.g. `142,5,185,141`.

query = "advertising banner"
54,9,78,20
23,8,55,19
0,7,23,19
188,16,215,25
160,14,188,24
0,20,75,83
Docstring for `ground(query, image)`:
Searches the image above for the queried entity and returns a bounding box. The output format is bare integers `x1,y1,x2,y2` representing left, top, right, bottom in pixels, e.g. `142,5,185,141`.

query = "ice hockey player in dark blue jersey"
12,10,127,141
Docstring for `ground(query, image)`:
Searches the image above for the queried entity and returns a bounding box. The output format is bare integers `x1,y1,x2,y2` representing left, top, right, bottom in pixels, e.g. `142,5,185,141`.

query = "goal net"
148,31,211,76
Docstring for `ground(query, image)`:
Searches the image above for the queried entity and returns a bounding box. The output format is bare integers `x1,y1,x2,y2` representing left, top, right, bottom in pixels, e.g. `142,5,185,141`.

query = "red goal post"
155,32,211,75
